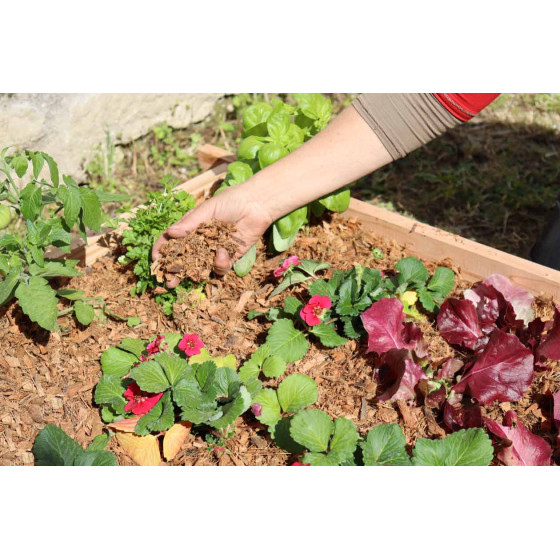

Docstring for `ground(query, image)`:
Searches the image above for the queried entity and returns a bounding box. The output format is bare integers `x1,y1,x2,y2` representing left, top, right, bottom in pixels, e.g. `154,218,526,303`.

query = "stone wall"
0,93,220,181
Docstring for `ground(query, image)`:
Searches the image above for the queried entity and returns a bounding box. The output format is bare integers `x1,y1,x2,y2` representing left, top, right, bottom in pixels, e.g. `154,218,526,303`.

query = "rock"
0,93,220,182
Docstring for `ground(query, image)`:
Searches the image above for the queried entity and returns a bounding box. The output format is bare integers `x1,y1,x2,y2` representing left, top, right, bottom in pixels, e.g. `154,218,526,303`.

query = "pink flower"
132,354,149,367
291,462,310,466
252,403,262,417
178,333,205,357
300,295,332,326
273,255,302,277
123,382,163,415
146,334,168,355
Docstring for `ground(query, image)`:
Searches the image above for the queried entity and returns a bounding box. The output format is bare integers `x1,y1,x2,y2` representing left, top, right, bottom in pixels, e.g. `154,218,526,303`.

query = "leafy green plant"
119,175,197,315
32,425,117,466
0,148,106,330
150,123,197,169
218,94,350,275
94,333,258,436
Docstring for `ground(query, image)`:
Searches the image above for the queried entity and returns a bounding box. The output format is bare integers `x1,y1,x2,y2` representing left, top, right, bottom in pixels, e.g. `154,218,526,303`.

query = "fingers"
152,231,172,261
214,247,233,276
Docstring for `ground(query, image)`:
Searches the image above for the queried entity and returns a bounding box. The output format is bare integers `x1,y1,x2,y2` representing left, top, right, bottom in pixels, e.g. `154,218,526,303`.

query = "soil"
1,213,559,466
152,221,238,284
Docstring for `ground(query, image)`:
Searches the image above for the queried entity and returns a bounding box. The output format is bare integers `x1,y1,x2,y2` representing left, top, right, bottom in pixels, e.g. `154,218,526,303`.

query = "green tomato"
0,206,12,229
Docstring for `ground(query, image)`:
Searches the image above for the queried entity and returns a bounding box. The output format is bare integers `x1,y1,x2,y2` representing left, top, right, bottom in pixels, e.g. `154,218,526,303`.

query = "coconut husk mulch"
1,214,559,466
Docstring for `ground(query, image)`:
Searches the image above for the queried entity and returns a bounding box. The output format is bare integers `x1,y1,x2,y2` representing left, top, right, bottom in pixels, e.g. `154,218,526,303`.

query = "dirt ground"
1,213,558,466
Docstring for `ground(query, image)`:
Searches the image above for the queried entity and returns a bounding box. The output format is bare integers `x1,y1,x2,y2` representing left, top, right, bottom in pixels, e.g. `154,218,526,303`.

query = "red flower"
252,403,262,417
123,382,163,415
300,295,332,326
178,333,204,357
291,462,310,466
273,255,302,277
146,334,167,355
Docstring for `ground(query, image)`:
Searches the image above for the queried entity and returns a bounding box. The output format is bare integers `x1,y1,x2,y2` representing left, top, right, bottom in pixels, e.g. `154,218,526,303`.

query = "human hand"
151,184,274,287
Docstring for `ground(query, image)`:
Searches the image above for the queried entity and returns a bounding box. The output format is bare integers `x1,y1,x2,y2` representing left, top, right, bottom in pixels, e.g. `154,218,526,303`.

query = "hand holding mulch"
151,221,239,285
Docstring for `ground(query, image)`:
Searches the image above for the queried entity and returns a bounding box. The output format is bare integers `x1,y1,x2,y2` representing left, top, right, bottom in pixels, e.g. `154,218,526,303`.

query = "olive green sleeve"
353,93,462,161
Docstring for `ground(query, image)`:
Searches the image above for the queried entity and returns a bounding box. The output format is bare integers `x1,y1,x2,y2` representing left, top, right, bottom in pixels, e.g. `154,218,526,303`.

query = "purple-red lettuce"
362,298,424,355
443,395,483,431
536,307,560,362
484,411,552,466
375,349,427,402
437,298,483,350
453,330,534,404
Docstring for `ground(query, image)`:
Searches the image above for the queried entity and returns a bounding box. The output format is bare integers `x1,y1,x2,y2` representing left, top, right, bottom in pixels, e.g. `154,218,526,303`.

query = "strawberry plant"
118,175,197,315
218,94,350,275
94,332,258,437
0,148,106,330
32,425,117,466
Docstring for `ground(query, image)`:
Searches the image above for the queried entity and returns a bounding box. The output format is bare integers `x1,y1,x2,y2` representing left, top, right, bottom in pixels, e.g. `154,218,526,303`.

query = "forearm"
236,105,393,222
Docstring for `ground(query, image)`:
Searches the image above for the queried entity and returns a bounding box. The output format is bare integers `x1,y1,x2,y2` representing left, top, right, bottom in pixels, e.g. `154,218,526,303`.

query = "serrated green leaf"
130,360,170,393
341,316,362,339
20,182,42,221
290,409,333,453
100,347,138,377
32,425,83,466
61,185,82,229
262,355,287,378
74,300,95,326
283,296,301,316
86,433,111,452
135,392,175,435
210,386,252,429
254,388,282,427
56,288,85,301
28,260,81,278
12,155,28,178
270,417,306,454
303,452,341,466
30,152,44,178
308,279,336,299
311,323,348,348
42,153,59,187
277,374,318,413
0,270,20,306
412,428,493,466
80,190,102,232
417,287,436,312
395,257,429,287
154,352,190,387
361,424,411,466
266,318,308,363
73,450,117,466
15,276,58,330
117,338,146,358
94,375,127,413
329,417,359,462
427,267,455,297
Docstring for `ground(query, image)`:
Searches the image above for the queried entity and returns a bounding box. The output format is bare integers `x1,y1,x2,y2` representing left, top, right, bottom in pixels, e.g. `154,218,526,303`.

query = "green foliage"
265,318,309,363
290,410,359,466
0,148,109,330
95,335,253,436
119,174,197,315
412,428,494,466
361,424,411,466
32,425,117,466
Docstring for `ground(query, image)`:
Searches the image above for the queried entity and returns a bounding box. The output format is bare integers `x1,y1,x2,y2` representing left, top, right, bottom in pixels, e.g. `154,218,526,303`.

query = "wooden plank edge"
344,197,560,299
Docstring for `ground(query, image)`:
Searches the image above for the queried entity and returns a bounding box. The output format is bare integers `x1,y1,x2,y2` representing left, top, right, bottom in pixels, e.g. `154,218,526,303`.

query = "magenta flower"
178,333,205,357
300,295,332,326
273,255,302,277
123,382,163,415
252,403,262,417
146,334,168,355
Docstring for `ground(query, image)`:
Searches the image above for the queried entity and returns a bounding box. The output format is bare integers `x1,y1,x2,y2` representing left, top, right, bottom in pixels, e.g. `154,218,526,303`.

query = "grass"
86,93,560,260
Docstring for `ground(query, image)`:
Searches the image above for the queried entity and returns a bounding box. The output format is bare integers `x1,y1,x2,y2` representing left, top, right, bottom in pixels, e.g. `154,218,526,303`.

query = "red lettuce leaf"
362,298,424,355
464,283,503,334
425,386,447,408
375,349,427,402
465,274,534,326
435,358,464,381
437,298,483,350
484,411,552,466
536,306,560,362
453,329,534,404
443,397,483,431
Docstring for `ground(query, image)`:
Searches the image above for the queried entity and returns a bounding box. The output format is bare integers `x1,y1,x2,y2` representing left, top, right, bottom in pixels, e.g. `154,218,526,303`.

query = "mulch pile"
152,221,238,284
1,214,558,466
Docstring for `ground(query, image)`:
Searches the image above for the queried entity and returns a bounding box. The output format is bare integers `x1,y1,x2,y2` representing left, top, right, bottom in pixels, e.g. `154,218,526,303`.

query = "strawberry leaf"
277,374,318,413
361,424,411,466
266,318,309,363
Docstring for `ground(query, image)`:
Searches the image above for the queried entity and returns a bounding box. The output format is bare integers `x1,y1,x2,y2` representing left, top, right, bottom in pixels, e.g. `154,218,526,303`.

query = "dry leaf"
108,416,140,433
163,421,193,461
116,432,162,466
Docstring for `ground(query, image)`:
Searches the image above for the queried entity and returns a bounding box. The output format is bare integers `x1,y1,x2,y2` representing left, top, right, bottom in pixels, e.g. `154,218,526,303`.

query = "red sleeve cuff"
433,93,500,121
